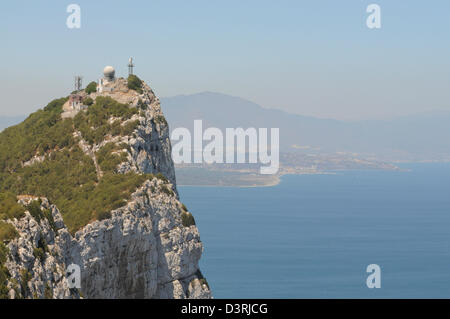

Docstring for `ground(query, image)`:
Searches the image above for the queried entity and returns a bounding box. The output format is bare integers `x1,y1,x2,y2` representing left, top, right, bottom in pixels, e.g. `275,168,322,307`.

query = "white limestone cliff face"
4,198,77,299
2,78,211,299
124,81,178,188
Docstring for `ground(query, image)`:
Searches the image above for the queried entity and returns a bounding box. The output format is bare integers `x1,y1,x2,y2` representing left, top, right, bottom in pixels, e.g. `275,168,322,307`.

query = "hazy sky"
0,0,449,120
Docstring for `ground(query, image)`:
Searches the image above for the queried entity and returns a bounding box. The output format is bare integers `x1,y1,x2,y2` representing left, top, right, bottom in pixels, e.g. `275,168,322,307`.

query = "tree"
85,81,97,94
127,75,143,94
84,97,94,106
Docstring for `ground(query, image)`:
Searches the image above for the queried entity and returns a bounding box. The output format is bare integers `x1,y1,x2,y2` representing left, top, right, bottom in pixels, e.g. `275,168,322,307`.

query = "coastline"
177,171,337,188
175,164,427,188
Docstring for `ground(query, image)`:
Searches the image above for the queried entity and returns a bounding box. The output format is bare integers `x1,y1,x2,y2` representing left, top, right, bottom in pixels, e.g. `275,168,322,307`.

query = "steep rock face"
2,77,211,299
4,198,77,299
126,82,177,188
67,178,208,299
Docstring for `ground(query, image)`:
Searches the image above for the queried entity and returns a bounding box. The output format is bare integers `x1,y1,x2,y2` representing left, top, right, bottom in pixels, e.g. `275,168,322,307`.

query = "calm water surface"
179,163,450,298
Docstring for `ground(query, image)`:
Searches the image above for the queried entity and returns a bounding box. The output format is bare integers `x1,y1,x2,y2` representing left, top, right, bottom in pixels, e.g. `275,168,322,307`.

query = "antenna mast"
128,57,134,76
74,76,83,92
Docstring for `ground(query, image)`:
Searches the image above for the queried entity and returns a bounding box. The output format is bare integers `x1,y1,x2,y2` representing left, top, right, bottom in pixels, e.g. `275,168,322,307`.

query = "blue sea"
178,163,450,298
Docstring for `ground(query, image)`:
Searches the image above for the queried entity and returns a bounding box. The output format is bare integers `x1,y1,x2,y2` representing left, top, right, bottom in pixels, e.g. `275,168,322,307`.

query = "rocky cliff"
0,75,211,299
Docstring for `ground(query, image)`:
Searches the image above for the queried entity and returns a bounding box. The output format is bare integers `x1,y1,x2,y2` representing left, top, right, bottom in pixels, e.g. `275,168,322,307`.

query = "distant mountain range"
161,92,450,162
3,92,450,162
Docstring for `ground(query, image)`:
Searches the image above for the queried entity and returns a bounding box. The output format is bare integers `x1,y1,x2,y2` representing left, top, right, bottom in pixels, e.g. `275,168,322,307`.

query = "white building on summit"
97,66,116,93
62,61,144,119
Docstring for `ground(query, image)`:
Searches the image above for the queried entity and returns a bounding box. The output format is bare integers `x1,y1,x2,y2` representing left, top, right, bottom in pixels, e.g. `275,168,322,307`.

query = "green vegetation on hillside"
0,222,18,243
0,243,11,298
181,211,196,227
160,184,174,197
19,268,31,297
32,235,48,263
84,97,94,106
1,143,151,234
0,97,72,170
73,96,139,145
137,99,146,110
0,96,152,234
96,143,129,173
25,200,57,233
127,75,143,94
85,81,97,94
0,193,25,220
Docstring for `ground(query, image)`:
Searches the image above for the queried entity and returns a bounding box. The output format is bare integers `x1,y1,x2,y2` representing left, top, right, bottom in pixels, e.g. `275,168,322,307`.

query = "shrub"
37,235,48,252
156,173,168,183
0,243,10,299
43,209,58,232
181,212,195,227
20,268,32,296
160,185,173,197
122,120,140,136
0,192,25,220
85,81,97,94
137,99,146,110
33,233,48,261
96,143,128,173
181,204,188,212
0,222,18,243
33,247,45,262
73,96,139,145
0,276,9,298
26,200,43,222
127,75,143,94
84,97,94,106
96,210,111,221
0,243,8,264
44,283,53,299
110,120,122,136
43,97,68,113
154,115,167,126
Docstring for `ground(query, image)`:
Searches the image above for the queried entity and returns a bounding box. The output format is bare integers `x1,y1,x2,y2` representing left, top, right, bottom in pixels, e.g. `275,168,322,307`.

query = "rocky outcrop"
3,198,76,299
4,178,210,299
2,76,211,299
70,78,177,188
125,81,177,187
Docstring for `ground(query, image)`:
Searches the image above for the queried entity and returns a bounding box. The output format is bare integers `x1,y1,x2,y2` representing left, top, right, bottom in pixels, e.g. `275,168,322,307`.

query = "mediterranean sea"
179,163,450,298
